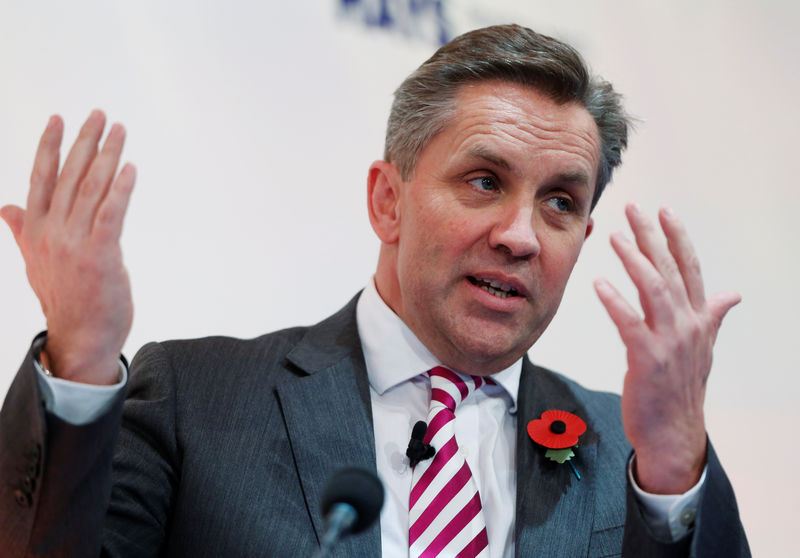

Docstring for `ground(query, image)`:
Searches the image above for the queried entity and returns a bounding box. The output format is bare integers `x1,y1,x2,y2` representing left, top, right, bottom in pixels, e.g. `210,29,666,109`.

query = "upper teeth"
473,277,518,298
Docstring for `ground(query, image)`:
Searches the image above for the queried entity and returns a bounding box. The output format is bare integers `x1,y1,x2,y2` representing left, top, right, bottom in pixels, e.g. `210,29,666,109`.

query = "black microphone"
314,467,384,557
406,420,435,467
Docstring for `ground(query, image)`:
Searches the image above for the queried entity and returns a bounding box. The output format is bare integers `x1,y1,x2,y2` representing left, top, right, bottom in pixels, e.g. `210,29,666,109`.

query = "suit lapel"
515,359,598,557
276,295,381,556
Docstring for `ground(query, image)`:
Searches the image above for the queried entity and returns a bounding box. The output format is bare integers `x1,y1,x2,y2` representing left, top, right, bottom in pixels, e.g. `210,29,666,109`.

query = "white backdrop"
1,1,797,555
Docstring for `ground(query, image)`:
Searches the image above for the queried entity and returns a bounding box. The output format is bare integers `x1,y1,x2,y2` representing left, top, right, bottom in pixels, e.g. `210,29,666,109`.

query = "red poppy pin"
527,409,587,480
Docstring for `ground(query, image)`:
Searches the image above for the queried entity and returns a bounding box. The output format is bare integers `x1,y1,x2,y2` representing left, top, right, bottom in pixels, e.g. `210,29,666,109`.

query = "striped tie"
409,366,489,558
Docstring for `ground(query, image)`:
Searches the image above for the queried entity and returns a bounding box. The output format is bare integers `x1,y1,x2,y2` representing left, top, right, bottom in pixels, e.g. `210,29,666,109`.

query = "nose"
488,202,541,259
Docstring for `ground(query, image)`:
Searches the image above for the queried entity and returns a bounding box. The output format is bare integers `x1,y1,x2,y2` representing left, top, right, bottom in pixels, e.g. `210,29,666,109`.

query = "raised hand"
593,203,741,494
0,111,136,385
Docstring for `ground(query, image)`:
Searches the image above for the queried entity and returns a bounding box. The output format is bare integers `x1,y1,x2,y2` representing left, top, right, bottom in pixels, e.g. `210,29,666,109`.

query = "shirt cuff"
33,340,128,426
628,454,706,541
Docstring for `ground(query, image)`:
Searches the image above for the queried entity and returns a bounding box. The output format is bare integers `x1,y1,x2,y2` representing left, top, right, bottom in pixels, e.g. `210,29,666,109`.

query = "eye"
467,176,498,192
547,196,573,212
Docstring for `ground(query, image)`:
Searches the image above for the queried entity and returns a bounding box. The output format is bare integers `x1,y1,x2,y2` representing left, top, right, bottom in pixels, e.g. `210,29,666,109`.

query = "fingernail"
629,202,642,215
663,206,675,217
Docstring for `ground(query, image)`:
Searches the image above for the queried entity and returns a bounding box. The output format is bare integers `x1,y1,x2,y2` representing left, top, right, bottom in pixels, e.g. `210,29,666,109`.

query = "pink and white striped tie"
409,366,489,558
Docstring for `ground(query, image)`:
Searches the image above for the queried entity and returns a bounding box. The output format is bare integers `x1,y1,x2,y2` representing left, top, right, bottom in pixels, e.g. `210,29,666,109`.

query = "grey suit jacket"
0,294,750,557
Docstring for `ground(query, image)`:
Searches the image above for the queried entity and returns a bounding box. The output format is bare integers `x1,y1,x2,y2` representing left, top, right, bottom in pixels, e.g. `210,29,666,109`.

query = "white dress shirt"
357,278,521,558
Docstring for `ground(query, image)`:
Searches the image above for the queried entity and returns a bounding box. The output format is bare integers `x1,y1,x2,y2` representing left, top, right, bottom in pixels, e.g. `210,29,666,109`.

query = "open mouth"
467,276,519,299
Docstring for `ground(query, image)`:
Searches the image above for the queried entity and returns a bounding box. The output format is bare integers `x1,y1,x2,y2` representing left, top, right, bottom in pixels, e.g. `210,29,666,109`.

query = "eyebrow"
549,170,591,189
465,145,512,171
465,145,591,188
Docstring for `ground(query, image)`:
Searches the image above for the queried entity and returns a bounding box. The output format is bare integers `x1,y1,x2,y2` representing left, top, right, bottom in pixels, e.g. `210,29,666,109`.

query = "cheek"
444,217,474,239
539,233,585,283
417,208,474,256
397,215,448,279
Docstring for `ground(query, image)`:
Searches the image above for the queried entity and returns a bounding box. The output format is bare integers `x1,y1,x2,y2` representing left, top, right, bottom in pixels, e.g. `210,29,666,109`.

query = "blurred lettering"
339,0,452,46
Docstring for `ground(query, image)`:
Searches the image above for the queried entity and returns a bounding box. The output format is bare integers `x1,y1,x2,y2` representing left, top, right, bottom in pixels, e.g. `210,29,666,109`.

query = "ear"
367,160,402,244
584,217,594,240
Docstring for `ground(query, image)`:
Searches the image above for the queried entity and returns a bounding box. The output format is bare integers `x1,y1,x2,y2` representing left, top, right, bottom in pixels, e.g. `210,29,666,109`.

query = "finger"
49,110,106,221
593,277,650,347
92,163,136,243
625,203,688,305
707,290,741,332
0,205,26,246
27,115,64,218
658,207,706,309
610,230,675,330
68,123,126,231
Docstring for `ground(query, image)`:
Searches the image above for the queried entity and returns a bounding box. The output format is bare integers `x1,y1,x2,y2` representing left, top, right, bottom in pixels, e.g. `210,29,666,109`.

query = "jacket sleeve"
622,442,751,557
0,333,126,557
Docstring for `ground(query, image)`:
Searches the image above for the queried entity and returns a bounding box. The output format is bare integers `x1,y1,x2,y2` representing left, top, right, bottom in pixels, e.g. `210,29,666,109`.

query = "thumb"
0,205,25,245
708,290,742,329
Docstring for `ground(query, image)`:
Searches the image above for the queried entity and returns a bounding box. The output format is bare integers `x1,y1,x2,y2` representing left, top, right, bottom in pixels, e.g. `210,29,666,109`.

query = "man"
0,25,749,557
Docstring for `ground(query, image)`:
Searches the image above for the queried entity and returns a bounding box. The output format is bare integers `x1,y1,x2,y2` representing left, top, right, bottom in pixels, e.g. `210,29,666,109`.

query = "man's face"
376,81,601,375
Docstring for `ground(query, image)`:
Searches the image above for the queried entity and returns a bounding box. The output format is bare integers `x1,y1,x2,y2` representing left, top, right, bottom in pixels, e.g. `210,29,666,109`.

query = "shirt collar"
356,277,521,413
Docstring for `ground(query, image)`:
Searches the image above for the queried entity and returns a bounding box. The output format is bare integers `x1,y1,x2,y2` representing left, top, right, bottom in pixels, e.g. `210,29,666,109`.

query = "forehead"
432,80,601,180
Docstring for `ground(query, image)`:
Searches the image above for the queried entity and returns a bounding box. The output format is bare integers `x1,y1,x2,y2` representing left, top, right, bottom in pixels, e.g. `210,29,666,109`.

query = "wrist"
633,441,707,494
41,337,121,385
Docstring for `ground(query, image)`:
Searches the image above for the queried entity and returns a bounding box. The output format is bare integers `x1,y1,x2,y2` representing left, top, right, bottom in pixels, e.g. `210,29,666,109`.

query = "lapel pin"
527,409,587,480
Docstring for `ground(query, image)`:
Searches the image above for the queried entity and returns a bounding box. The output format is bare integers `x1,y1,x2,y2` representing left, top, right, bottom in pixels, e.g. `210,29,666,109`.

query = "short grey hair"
384,24,630,209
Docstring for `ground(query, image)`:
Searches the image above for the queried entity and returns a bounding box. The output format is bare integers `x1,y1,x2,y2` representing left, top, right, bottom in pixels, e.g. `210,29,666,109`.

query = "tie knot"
428,366,486,412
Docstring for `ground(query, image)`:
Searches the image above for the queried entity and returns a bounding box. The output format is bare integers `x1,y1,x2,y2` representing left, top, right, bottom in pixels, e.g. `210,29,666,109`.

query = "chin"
448,331,532,375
